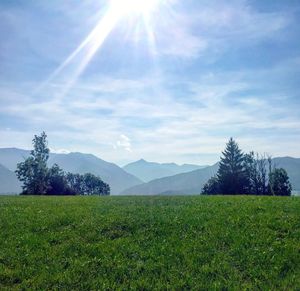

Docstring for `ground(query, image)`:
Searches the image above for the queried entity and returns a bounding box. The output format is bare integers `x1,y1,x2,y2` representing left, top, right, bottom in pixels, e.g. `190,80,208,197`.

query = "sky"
0,0,300,166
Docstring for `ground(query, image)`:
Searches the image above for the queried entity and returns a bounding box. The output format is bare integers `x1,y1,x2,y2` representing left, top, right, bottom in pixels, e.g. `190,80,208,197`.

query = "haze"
0,0,299,166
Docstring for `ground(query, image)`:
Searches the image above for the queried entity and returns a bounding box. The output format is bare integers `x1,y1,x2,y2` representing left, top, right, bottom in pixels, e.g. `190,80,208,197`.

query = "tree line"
202,138,292,196
16,132,110,195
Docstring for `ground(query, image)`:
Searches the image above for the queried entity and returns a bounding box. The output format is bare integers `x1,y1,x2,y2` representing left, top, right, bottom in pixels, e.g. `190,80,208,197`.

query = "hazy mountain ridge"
0,148,31,171
273,157,300,190
49,152,142,194
123,159,207,182
0,163,21,194
0,149,299,195
0,148,142,195
121,163,220,195
121,157,300,195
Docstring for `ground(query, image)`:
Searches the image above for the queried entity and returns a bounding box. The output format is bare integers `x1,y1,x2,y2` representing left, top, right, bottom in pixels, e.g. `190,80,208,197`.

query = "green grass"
0,196,299,290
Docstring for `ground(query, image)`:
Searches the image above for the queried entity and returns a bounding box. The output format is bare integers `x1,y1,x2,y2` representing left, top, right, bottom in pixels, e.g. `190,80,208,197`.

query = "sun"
109,0,160,17
36,0,164,98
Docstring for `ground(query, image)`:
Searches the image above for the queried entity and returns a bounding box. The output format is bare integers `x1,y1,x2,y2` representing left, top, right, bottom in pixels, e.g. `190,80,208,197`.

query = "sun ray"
143,15,158,57
56,10,120,99
35,0,165,98
34,8,119,97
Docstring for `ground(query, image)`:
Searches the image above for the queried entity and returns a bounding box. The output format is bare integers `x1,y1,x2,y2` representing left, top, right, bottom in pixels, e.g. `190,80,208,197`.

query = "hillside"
0,164,21,194
0,148,142,195
0,196,299,289
273,157,300,190
122,163,219,195
122,157,300,195
48,152,142,194
123,159,206,182
1,148,299,195
0,148,30,171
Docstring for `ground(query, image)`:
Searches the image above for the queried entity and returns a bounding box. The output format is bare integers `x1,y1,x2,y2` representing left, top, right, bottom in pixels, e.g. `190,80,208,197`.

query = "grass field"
0,196,299,290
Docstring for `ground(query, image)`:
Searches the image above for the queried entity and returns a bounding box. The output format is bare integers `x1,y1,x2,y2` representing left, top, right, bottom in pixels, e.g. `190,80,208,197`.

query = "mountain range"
0,148,142,195
0,164,21,194
273,157,300,191
121,162,219,195
0,148,299,195
122,157,300,195
123,159,207,182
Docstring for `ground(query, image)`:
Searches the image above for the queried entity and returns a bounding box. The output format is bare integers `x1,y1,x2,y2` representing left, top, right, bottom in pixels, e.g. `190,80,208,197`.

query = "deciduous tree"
16,132,49,194
269,168,292,196
201,176,220,195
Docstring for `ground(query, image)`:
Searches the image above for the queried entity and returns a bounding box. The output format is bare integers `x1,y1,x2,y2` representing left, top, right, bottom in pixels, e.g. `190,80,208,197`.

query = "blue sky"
0,0,299,165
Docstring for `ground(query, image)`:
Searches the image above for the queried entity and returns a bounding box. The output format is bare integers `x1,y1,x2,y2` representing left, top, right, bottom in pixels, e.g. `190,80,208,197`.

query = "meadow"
0,195,299,290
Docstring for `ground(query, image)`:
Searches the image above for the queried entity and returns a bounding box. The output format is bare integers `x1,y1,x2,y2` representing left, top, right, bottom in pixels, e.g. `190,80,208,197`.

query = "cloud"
1,53,300,164
115,134,132,152
0,1,299,165
135,0,290,59
49,147,71,154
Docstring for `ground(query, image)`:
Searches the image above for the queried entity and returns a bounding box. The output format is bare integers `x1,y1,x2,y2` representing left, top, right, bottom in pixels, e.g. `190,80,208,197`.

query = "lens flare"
36,0,164,99
110,0,160,16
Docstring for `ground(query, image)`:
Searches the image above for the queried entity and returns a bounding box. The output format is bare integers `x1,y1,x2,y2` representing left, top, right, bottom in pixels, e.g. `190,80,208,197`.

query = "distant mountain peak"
0,147,142,195
163,162,178,166
123,159,207,182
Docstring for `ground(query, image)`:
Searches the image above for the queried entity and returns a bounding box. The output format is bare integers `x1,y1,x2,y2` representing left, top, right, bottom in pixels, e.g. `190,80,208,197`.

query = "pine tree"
217,138,246,194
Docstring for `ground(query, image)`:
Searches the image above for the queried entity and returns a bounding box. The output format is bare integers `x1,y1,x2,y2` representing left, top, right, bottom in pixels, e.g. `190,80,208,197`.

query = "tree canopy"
16,132,49,195
16,132,110,196
217,138,246,195
202,138,292,196
269,168,292,196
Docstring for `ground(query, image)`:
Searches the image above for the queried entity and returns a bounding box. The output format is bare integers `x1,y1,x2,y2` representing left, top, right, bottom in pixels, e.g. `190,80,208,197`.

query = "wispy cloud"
114,134,132,152
0,0,299,165
138,0,290,59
